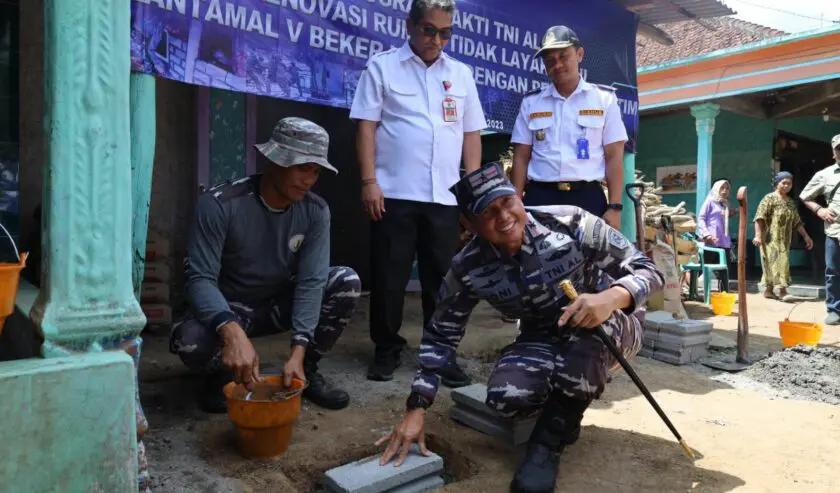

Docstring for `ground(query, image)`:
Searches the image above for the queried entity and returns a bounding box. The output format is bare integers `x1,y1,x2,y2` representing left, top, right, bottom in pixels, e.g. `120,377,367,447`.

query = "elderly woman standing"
697,179,739,288
754,172,814,300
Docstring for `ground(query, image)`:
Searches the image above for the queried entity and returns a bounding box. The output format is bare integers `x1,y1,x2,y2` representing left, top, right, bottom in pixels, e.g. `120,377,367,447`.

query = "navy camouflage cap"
535,25,581,57
450,162,517,216
254,117,338,174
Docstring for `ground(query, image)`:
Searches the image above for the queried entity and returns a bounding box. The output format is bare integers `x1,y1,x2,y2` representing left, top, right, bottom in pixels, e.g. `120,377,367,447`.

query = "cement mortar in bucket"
0,222,27,337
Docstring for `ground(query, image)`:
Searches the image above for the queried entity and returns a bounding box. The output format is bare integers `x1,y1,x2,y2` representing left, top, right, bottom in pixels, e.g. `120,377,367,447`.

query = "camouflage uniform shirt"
411,206,664,401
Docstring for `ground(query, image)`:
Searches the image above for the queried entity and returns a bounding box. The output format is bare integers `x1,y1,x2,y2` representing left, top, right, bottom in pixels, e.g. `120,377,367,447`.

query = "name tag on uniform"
579,109,604,116
576,137,590,160
529,111,553,119
443,97,458,122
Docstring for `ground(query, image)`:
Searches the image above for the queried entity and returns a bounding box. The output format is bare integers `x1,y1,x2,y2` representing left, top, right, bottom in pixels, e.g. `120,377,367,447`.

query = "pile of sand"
743,345,840,405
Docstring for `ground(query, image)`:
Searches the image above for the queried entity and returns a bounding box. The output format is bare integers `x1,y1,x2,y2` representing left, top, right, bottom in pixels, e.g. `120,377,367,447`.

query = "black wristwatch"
607,203,623,211
406,393,432,411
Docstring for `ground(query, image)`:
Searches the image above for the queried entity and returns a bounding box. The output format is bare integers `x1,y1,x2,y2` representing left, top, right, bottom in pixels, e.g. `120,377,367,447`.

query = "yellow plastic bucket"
779,303,823,347
710,292,737,316
0,222,27,337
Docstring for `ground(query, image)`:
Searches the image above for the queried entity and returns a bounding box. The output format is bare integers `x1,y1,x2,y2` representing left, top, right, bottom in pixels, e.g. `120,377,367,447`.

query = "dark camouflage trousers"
170,266,361,371
485,308,644,418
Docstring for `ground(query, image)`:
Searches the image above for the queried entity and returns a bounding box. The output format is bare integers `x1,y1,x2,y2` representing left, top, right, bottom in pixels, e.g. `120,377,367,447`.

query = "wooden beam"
770,80,840,119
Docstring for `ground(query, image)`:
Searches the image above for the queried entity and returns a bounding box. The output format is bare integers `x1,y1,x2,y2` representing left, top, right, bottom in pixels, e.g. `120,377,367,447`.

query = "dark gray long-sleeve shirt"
184,175,330,347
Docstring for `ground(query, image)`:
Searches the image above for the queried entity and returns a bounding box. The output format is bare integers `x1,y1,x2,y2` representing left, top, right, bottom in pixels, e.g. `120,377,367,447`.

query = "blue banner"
131,0,639,150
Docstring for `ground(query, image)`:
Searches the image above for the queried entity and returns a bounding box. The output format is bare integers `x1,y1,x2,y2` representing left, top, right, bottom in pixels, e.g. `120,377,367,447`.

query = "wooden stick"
558,280,696,459
736,186,750,363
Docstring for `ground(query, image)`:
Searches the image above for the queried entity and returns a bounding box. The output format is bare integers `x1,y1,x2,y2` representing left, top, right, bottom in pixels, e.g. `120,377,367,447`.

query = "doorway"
776,131,833,283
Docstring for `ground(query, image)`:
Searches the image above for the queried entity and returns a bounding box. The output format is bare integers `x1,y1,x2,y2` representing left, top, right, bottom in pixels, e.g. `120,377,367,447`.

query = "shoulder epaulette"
209,176,257,203
593,83,617,92
523,88,542,98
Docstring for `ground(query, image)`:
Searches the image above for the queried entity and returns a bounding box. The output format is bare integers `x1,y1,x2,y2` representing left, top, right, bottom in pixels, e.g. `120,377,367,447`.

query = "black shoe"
510,396,590,493
439,358,472,388
199,371,233,414
367,349,401,381
302,354,350,410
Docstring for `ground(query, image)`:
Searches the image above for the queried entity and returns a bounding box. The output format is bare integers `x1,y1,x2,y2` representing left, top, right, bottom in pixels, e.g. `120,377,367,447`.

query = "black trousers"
369,198,460,353
523,181,608,217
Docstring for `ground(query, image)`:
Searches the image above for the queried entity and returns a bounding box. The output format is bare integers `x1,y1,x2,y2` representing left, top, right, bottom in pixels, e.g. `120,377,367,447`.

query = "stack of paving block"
323,445,444,493
141,232,172,327
639,311,713,365
449,383,536,446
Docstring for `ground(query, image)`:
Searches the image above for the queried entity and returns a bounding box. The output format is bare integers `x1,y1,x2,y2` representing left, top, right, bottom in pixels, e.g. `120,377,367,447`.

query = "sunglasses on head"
419,24,453,40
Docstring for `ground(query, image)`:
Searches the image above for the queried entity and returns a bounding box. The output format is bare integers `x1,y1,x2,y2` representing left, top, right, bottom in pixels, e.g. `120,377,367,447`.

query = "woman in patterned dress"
753,171,814,300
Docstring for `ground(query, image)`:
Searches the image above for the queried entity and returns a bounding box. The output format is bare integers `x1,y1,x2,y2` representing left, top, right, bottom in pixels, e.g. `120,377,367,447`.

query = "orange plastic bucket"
778,303,823,347
0,221,28,337
223,375,307,459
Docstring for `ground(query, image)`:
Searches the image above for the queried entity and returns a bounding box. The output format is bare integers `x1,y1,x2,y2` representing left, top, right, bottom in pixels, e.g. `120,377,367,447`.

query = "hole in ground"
284,434,478,492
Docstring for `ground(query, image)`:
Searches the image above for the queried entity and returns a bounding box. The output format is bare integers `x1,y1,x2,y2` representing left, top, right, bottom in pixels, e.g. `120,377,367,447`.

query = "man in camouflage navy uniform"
376,162,664,493
170,117,361,412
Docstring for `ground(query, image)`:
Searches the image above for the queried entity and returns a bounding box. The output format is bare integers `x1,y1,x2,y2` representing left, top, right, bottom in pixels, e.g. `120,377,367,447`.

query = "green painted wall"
637,111,840,240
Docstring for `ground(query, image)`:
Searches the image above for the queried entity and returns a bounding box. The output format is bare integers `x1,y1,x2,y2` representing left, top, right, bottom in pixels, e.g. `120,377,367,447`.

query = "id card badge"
576,137,590,160
443,97,458,122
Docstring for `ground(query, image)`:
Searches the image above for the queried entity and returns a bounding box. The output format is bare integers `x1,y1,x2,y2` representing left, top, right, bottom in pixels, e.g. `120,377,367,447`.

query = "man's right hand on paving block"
362,182,386,221
376,410,430,467
219,322,261,390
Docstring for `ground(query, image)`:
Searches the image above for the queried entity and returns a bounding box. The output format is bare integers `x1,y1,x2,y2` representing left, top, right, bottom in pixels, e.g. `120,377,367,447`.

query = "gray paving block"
450,405,535,445
649,344,708,365
323,445,443,493
659,319,713,336
644,332,711,351
389,475,445,493
450,383,492,415
643,311,677,330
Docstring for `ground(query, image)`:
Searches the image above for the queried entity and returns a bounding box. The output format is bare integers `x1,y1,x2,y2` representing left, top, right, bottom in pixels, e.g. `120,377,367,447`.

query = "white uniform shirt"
511,79,627,183
350,42,487,206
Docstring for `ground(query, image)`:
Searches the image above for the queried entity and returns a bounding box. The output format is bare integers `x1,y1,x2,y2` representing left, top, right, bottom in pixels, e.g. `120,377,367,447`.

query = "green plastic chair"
681,241,730,304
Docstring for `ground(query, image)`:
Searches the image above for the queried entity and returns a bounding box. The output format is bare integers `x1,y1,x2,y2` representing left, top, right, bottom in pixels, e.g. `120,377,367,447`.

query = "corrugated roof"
636,17,786,67
620,0,735,25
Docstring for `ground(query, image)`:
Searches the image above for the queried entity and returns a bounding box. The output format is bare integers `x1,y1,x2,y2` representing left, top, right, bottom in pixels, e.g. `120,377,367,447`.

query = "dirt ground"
139,293,840,493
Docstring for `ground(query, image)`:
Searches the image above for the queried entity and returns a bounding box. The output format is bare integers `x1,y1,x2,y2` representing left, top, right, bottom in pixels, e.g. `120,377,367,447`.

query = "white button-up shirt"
350,42,487,206
511,79,627,182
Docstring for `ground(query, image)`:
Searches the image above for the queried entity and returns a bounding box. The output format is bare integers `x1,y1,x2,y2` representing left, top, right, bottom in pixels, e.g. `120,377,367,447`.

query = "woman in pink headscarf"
697,179,739,287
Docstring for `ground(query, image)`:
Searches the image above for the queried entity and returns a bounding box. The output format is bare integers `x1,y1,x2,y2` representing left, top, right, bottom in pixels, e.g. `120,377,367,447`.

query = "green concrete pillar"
31,0,149,489
130,74,157,299
691,103,720,217
34,0,145,354
621,153,637,241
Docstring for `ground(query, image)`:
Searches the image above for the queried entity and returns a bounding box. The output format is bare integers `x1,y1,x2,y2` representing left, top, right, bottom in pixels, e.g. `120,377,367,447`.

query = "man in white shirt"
350,0,487,383
510,26,628,230
800,134,840,325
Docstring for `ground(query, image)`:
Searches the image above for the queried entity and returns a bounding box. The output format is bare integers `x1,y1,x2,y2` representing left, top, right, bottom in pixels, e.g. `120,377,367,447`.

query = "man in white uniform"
350,0,487,383
510,26,628,230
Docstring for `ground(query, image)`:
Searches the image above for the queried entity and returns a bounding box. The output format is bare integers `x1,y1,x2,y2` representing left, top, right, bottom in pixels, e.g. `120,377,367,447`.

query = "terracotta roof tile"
637,17,786,67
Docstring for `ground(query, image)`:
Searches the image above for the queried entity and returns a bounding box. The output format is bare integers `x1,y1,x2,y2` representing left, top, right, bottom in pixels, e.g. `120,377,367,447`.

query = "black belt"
528,180,603,192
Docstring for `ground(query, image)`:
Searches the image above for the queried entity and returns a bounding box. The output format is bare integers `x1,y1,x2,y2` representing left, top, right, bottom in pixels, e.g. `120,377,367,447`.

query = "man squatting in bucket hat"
169,117,361,413
375,162,664,493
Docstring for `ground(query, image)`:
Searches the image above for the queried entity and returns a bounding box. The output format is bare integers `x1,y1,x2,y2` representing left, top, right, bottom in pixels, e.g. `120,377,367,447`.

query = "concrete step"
727,280,824,299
